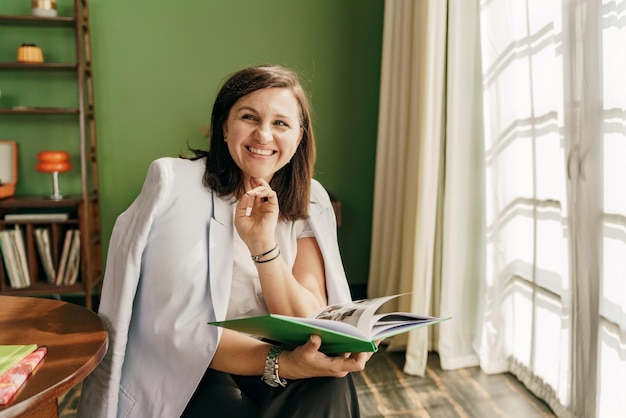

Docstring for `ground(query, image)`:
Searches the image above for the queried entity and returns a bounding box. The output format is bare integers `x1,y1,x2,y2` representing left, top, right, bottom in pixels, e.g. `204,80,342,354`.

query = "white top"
227,209,314,319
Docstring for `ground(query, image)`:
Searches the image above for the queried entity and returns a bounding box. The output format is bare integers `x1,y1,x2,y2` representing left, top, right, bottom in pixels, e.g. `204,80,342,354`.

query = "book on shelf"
209,294,451,354
0,229,28,289
55,229,75,286
4,213,69,222
0,346,47,405
34,228,56,284
0,345,37,376
11,226,31,288
63,230,80,285
0,230,18,288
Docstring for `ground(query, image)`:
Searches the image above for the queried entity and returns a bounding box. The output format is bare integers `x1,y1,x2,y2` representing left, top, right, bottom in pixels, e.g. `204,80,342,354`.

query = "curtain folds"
371,0,626,416
437,0,485,372
367,0,448,376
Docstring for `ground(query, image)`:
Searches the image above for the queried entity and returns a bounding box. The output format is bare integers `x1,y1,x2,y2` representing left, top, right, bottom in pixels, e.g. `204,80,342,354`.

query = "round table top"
0,295,108,417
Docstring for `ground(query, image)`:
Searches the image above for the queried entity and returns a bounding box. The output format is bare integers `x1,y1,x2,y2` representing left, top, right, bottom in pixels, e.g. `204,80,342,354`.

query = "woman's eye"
274,120,288,127
242,114,256,121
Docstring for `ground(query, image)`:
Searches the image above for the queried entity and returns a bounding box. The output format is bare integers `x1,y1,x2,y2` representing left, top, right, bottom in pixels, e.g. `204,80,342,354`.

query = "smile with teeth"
247,146,275,156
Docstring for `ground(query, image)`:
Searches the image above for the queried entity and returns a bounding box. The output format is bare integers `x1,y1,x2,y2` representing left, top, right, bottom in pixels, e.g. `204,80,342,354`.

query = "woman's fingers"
239,186,277,216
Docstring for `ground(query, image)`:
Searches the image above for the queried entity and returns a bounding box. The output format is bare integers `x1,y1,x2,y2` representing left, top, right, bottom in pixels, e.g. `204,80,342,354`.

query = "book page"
369,313,445,339
313,294,407,336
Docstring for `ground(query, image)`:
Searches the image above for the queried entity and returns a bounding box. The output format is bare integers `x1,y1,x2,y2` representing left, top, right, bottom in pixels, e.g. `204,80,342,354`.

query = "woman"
77,64,369,418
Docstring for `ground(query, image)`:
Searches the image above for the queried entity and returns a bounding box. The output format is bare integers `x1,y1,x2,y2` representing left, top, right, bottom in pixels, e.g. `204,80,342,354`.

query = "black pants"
182,368,361,418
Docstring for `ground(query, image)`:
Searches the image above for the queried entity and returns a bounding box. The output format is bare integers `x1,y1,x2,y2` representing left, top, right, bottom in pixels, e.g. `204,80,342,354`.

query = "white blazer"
77,157,352,418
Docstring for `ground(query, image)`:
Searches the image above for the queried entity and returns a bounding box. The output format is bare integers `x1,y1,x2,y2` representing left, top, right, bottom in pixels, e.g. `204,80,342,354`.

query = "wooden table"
0,296,108,418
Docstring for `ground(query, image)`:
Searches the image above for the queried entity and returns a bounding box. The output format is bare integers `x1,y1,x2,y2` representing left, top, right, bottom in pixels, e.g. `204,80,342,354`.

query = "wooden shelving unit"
0,0,101,310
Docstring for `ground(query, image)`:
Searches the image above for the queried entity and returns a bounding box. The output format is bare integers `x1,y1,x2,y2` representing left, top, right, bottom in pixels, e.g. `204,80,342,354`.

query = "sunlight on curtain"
597,0,626,415
479,0,572,413
373,0,625,413
367,0,448,376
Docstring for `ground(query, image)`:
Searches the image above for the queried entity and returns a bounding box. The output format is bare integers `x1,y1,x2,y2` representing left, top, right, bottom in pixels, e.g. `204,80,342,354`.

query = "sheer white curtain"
437,0,486,372
478,1,573,415
370,0,626,416
479,1,626,416
597,1,626,416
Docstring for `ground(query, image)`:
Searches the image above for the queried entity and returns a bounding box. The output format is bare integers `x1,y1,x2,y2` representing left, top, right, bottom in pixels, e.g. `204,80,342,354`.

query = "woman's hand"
234,177,325,317
279,335,373,379
234,177,279,255
210,331,373,378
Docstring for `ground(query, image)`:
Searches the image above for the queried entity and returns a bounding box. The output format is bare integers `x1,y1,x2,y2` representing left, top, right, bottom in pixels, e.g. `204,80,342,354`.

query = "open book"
209,294,451,354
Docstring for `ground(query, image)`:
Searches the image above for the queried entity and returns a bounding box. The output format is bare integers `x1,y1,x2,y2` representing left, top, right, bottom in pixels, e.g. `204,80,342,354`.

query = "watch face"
262,376,281,387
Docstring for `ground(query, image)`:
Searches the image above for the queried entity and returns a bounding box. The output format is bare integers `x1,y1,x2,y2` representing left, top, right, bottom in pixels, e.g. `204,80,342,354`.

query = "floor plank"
352,350,555,418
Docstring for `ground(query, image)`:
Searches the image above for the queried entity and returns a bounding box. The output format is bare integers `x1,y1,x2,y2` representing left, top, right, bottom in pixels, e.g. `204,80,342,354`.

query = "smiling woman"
76,65,370,418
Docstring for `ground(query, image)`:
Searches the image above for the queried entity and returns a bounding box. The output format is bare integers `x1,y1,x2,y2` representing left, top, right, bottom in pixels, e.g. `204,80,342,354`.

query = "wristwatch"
262,346,287,387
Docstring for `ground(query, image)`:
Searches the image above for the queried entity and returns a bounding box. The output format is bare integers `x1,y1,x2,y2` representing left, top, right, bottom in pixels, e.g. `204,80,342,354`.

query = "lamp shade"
36,151,72,173
36,161,72,173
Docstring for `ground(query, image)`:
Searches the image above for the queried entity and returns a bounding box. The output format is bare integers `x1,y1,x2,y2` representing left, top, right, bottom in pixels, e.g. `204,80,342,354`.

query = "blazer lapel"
208,192,234,321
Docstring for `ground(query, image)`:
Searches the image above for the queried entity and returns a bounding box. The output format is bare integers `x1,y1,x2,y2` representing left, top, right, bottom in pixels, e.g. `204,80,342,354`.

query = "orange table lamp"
36,151,71,200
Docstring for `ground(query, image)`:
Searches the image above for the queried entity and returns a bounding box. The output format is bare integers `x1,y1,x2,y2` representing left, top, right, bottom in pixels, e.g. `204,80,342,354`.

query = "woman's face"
223,87,303,188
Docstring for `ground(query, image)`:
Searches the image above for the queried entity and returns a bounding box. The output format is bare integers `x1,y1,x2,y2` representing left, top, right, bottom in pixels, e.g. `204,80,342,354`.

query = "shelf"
1,218,79,225
0,62,77,70
0,195,95,209
0,15,75,26
0,282,85,295
0,107,79,114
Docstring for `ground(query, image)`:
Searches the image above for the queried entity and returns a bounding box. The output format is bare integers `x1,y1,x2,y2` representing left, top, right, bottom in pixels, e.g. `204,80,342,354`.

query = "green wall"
1,0,383,289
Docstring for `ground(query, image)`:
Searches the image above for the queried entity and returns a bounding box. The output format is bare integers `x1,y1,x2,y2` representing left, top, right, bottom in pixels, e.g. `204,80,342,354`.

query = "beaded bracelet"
251,243,278,262
254,250,281,264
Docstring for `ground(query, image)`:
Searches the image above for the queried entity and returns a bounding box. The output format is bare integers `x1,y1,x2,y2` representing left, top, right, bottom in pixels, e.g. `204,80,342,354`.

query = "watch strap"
262,346,287,387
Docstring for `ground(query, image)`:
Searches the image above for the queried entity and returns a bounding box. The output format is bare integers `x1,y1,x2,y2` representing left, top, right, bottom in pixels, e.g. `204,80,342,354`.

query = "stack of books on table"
0,344,47,405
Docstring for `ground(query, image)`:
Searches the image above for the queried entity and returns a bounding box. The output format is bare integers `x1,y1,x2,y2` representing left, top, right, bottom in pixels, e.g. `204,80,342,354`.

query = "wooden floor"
59,350,555,418
353,350,555,418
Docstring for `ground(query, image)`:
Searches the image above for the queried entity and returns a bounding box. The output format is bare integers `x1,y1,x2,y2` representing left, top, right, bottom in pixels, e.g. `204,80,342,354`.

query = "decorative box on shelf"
0,141,18,200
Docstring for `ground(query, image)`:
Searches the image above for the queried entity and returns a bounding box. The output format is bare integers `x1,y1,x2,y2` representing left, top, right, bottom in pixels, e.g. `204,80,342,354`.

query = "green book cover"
0,344,38,376
209,294,451,354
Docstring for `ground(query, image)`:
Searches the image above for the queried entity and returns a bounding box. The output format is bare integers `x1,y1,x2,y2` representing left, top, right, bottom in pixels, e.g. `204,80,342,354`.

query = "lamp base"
48,171,64,200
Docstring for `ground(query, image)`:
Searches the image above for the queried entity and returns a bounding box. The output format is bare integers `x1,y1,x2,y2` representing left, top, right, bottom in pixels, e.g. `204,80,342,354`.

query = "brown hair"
188,64,315,221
